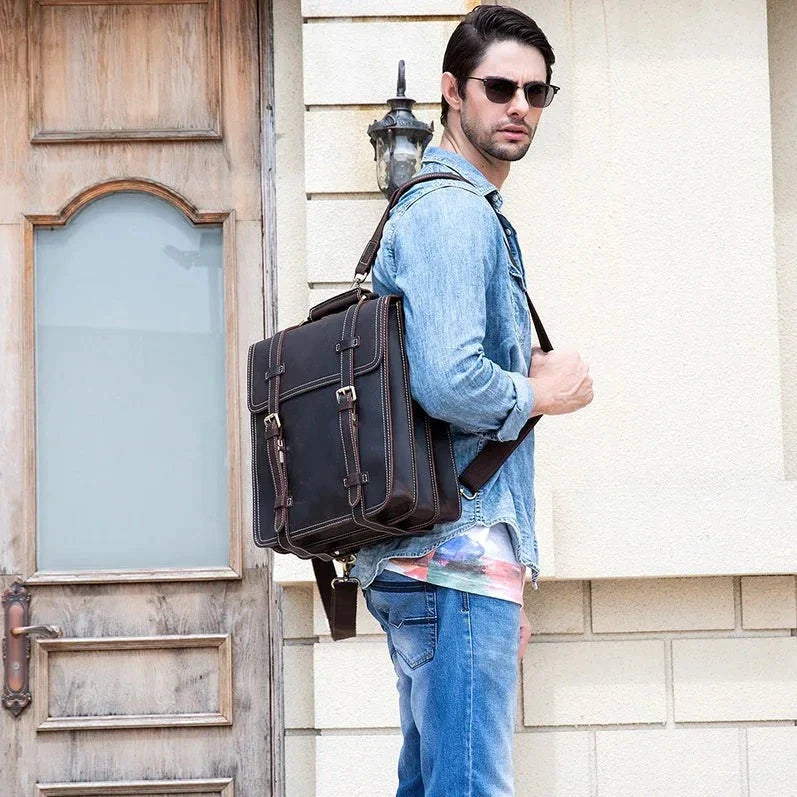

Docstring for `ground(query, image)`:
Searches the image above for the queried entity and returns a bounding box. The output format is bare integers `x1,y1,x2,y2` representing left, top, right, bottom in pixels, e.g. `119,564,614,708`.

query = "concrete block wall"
279,576,797,796
270,1,797,793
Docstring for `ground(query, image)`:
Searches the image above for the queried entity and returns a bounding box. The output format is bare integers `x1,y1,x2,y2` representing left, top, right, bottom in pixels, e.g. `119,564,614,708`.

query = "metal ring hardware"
459,485,478,501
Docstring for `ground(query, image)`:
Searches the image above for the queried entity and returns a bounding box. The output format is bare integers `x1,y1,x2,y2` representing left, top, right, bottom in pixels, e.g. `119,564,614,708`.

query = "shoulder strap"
354,169,554,495
353,172,469,281
458,222,554,495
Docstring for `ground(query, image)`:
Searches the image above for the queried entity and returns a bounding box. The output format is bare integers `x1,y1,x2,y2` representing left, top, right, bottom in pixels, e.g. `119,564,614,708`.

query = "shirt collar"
420,145,504,210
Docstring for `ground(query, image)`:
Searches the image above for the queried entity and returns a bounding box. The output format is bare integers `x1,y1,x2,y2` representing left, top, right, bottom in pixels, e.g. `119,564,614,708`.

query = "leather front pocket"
367,577,438,669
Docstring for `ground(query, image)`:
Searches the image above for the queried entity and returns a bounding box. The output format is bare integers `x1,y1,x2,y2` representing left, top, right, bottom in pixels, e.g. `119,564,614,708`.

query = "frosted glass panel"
35,192,229,570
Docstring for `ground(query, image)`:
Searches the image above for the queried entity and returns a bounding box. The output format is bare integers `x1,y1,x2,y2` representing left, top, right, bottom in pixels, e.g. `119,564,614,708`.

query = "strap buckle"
330,554,359,589
336,385,357,404
264,412,281,429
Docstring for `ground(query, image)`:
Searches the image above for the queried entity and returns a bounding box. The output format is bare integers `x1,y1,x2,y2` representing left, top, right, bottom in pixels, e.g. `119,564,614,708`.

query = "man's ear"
441,72,463,114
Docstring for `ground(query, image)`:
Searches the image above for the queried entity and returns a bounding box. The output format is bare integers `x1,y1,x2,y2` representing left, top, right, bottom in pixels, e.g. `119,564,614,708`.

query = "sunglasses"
465,76,560,108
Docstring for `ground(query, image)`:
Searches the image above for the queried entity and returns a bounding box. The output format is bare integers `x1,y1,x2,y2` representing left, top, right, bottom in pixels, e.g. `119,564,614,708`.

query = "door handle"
2,581,62,717
10,624,62,638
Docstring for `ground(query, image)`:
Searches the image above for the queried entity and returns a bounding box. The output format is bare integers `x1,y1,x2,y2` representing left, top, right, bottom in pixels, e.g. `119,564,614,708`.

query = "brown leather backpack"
248,173,552,639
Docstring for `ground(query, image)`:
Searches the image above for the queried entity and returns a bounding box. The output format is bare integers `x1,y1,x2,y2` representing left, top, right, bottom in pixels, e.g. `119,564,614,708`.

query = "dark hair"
440,5,555,127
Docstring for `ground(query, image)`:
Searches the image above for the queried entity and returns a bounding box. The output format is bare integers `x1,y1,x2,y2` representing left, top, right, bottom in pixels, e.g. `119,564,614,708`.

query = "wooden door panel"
1,0,276,791
0,0,261,223
37,635,232,731
30,0,222,142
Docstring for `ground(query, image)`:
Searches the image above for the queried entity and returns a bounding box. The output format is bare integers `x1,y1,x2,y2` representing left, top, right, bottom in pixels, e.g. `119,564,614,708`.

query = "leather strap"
312,559,357,641
355,172,470,280
335,299,406,536
265,331,305,557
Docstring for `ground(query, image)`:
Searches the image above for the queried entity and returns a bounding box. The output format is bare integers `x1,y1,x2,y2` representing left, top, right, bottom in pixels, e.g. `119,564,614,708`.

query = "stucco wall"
271,1,797,794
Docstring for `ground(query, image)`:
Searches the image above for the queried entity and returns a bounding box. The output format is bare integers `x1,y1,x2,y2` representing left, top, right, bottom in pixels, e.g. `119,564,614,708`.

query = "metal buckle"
459,485,478,501
336,385,357,403
264,412,281,429
330,553,359,589
349,272,367,291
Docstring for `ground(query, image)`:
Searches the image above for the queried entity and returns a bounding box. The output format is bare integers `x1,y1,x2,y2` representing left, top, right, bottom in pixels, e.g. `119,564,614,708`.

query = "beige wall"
282,575,796,796
769,0,797,480
271,1,797,794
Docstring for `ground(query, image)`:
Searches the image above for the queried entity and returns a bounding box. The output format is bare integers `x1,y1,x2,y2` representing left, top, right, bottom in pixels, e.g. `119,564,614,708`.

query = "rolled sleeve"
384,185,533,442
489,370,535,442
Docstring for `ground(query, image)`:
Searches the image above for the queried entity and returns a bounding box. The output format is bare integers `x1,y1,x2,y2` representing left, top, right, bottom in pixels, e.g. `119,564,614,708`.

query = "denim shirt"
350,145,540,591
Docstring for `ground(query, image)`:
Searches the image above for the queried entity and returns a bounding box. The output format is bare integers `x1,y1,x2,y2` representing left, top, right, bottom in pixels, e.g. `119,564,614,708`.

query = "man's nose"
506,86,530,117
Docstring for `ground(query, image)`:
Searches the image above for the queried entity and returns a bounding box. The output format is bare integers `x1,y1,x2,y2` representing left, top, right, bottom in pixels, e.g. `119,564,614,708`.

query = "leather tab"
343,471,369,488
335,336,360,353
312,558,358,641
274,494,293,510
331,580,358,641
307,288,376,322
336,396,356,413
265,363,285,380
265,424,282,440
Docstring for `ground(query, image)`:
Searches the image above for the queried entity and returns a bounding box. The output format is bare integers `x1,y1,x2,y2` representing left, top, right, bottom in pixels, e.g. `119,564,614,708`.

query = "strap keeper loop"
335,336,360,353
343,472,369,488
264,363,286,380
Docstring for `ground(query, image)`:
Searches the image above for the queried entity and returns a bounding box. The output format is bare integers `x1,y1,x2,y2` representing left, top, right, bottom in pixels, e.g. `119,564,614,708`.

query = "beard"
460,107,535,162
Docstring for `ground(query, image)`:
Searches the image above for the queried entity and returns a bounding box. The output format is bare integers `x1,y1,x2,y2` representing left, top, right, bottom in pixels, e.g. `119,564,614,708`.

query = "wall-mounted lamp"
367,61,434,199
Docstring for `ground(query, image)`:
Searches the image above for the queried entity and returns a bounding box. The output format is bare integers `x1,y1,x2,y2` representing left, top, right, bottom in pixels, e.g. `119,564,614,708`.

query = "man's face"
457,39,548,162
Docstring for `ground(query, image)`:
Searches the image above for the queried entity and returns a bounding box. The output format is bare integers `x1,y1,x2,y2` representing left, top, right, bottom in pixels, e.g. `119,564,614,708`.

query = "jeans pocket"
367,577,438,669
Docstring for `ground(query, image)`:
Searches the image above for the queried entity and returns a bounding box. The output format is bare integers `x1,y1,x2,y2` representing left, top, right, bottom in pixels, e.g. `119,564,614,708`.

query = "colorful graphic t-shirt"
381,523,527,606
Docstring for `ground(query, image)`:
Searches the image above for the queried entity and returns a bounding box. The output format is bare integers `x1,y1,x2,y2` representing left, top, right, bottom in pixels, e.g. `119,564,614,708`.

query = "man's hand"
519,607,532,662
528,346,593,417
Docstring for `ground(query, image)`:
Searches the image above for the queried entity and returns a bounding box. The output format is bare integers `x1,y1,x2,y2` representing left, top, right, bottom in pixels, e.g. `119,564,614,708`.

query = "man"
350,6,593,795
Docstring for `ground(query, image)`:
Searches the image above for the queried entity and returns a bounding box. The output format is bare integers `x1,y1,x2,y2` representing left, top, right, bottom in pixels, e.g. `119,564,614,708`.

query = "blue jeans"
364,568,521,796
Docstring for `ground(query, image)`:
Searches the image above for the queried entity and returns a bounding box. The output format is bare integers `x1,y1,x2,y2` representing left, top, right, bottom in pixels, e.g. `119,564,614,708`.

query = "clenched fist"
529,346,593,417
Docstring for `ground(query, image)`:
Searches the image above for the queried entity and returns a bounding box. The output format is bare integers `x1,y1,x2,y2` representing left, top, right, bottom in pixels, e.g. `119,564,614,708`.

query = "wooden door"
0,0,279,794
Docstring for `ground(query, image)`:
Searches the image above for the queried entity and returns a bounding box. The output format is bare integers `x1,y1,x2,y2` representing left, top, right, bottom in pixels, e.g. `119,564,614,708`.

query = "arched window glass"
35,192,229,570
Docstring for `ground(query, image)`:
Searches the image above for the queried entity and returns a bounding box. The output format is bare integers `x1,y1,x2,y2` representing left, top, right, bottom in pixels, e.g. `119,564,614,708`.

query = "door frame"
257,0,286,793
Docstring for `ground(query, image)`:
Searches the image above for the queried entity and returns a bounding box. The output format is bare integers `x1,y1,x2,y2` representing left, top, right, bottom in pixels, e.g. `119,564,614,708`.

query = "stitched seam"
347,304,363,507
395,306,419,514
338,305,356,505
420,417,440,527
369,297,393,512
246,343,256,411
251,414,272,547
380,301,390,504
347,296,391,516
264,337,282,539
